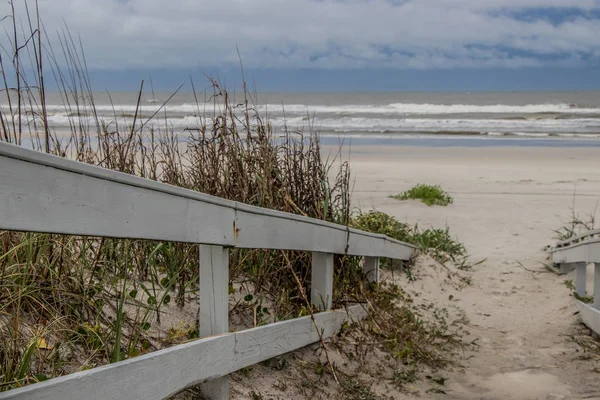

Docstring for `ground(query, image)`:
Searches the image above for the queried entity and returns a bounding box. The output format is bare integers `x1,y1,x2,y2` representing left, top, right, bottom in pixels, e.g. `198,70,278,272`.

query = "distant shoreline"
319,135,600,148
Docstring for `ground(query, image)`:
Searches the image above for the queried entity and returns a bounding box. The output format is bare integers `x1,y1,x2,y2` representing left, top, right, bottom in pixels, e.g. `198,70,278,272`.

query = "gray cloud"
3,0,600,69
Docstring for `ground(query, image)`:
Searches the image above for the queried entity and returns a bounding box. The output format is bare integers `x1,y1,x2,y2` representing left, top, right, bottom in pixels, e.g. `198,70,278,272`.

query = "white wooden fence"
0,142,416,400
551,229,600,335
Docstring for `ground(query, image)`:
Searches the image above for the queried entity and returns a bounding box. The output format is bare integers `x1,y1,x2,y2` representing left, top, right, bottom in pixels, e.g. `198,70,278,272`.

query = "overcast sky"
3,0,600,91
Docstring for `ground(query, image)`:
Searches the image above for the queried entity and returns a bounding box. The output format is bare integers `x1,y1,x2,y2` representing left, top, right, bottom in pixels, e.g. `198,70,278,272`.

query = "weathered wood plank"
0,306,367,400
0,142,415,260
364,257,380,285
576,300,600,336
555,229,600,249
558,262,575,275
0,153,235,245
575,262,587,297
233,206,414,258
199,245,229,399
311,253,334,310
551,238,600,265
199,245,229,336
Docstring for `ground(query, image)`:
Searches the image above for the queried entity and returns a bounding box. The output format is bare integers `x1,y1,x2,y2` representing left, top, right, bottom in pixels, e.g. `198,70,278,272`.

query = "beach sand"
223,144,600,399
341,145,600,399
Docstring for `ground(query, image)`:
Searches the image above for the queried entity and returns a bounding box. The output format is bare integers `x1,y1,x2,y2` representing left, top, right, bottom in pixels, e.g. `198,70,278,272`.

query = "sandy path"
344,146,600,400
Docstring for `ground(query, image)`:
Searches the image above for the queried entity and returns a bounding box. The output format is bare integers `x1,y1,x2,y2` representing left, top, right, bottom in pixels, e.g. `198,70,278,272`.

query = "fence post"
311,252,334,310
575,262,587,297
199,245,229,400
594,263,600,310
364,257,380,286
559,262,575,275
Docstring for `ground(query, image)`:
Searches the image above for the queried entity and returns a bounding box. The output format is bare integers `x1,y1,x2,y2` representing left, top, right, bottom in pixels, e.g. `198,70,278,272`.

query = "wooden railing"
551,229,600,334
0,142,416,400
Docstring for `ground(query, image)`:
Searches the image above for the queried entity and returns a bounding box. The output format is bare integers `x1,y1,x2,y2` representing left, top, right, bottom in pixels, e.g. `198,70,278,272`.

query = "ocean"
11,90,600,147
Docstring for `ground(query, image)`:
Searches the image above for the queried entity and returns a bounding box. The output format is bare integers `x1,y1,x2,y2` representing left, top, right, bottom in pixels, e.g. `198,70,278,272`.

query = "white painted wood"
199,245,229,336
0,153,235,245
575,262,587,297
576,300,600,336
199,245,229,400
233,207,414,258
558,262,575,275
0,305,367,400
594,263,600,310
0,142,412,400
551,233,600,313
0,141,239,209
311,253,334,310
0,142,415,260
552,238,600,265
364,257,380,285
555,229,600,249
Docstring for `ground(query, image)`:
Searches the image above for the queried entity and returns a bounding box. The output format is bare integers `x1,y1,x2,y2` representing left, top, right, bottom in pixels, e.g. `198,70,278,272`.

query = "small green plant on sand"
391,184,453,207
574,292,594,304
564,280,575,291
564,280,593,303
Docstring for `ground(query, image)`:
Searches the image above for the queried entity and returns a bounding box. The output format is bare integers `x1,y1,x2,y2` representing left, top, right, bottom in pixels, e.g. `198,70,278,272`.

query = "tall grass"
553,208,596,241
0,3,468,394
0,2,361,389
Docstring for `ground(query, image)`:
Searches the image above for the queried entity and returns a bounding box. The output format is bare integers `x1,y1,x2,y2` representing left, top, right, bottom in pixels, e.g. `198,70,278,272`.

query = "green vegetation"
574,292,594,304
565,279,594,304
564,280,575,291
391,184,453,207
351,211,468,265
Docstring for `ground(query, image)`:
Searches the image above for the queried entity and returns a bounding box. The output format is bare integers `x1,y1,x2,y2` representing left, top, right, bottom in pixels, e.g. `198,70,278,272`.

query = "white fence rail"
0,142,416,400
0,307,367,400
551,229,600,334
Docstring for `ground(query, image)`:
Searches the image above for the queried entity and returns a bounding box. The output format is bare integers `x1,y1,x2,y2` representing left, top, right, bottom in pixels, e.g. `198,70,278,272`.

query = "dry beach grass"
0,4,467,398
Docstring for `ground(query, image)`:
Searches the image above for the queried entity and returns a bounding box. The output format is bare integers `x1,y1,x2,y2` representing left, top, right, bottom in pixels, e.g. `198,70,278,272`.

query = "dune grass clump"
410,226,467,264
349,211,412,243
350,211,468,265
391,184,453,206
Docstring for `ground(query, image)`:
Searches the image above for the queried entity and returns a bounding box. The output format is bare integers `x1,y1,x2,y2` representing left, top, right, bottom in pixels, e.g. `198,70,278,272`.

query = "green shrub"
391,184,453,206
350,211,412,243
350,211,467,265
410,226,467,264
